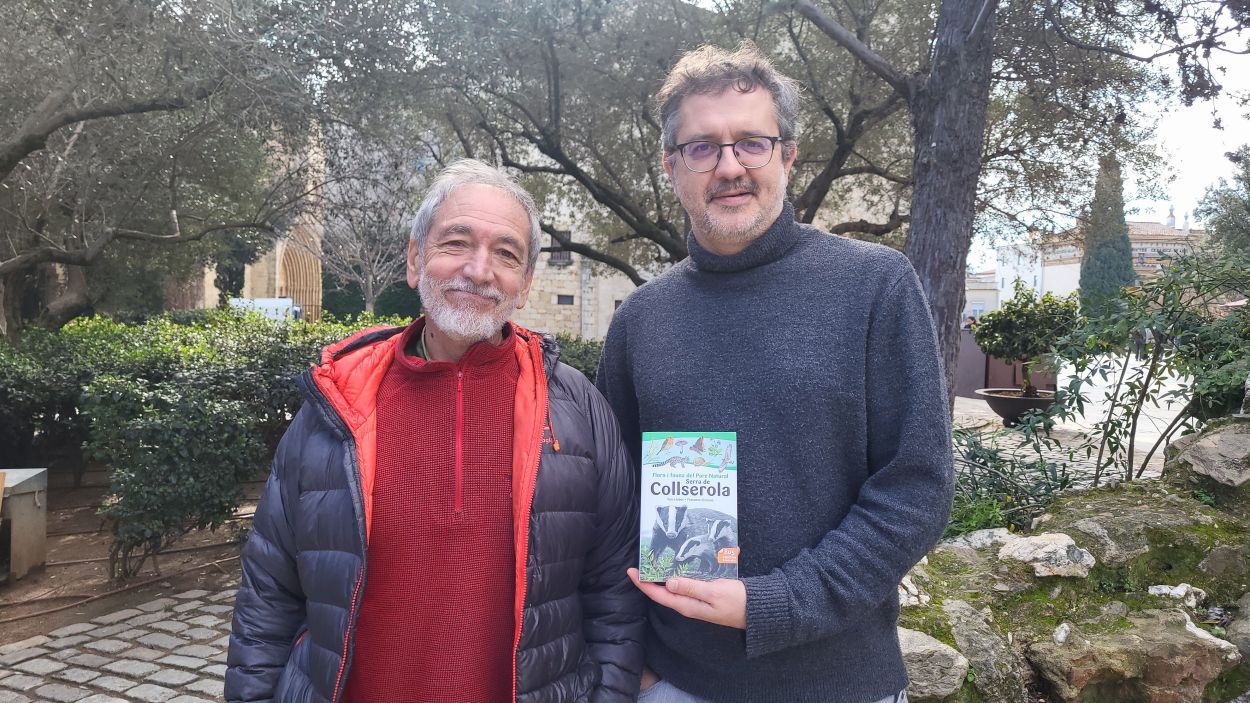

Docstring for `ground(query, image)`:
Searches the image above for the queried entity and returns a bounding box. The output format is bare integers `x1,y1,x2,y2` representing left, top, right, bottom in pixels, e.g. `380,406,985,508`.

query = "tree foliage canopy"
1080,153,1136,314
1196,145,1250,256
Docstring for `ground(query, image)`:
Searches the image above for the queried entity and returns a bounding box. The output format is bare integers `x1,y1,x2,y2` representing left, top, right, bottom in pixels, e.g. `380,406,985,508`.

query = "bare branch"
788,0,911,98
542,223,645,286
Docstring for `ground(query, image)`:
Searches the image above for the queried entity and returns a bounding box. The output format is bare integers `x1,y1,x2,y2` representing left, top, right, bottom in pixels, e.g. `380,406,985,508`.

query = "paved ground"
0,586,237,703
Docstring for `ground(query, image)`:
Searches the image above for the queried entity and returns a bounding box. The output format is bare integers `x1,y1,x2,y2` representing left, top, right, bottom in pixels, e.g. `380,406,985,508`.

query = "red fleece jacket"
343,321,518,703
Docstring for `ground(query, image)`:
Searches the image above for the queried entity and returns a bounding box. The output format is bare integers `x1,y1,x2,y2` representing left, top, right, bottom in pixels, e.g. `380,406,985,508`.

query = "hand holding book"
627,568,746,629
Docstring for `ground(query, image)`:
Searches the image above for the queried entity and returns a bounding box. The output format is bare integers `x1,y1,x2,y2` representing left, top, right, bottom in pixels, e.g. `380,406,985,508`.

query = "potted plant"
974,281,1080,425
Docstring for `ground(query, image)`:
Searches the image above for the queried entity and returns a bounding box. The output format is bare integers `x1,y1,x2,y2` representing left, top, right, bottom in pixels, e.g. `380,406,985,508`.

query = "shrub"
554,333,604,382
974,280,1081,396
85,374,265,578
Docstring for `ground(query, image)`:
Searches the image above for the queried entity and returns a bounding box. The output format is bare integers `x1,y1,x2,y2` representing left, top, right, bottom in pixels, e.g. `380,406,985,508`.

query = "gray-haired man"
595,43,952,703
227,159,644,702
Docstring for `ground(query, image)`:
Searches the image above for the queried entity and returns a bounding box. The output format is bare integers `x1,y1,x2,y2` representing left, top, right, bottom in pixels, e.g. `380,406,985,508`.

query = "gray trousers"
638,679,909,703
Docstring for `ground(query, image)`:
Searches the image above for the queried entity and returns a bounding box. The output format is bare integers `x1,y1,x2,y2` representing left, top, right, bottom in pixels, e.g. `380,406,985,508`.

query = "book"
638,431,739,582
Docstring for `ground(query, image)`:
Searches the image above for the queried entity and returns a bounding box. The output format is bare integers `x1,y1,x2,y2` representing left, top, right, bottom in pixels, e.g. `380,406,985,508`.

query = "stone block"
45,626,92,640
88,677,136,693
147,623,188,635
31,682,90,702
171,591,209,600
14,658,67,676
0,649,51,667
170,602,202,614
167,697,214,703
0,639,49,657
184,679,223,697
182,617,220,629
179,629,217,643
0,690,31,703
79,696,131,703
136,599,177,613
198,605,233,616
49,668,98,685
0,674,42,691
81,641,128,656
170,646,216,659
91,610,142,625
123,683,177,703
122,648,166,662
43,637,90,651
144,669,197,687
112,629,149,641
61,654,108,669
154,656,206,671
136,634,187,651
101,660,160,678
127,614,166,627
199,665,225,678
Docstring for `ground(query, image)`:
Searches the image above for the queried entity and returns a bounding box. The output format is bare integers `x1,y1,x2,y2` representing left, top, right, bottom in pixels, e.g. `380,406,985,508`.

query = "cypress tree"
1080,154,1136,314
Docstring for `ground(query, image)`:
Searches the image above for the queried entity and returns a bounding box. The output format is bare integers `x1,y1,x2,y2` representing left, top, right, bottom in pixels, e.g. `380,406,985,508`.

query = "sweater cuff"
743,574,795,658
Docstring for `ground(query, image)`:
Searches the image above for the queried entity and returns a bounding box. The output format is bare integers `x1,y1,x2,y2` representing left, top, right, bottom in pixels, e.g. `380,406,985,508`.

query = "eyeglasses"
670,136,783,173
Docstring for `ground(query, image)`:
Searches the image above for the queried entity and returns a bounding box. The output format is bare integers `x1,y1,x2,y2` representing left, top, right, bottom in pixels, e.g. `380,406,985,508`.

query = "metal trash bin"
1,468,48,583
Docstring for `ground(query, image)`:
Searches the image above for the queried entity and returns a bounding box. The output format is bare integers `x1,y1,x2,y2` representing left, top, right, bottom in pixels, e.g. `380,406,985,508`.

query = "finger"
665,577,714,604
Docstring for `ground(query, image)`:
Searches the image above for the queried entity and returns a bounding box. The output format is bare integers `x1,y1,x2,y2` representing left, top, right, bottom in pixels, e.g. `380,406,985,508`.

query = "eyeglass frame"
667,135,787,173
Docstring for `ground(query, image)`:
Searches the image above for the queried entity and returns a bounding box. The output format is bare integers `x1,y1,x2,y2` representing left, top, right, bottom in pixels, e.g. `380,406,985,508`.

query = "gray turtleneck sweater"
595,203,954,703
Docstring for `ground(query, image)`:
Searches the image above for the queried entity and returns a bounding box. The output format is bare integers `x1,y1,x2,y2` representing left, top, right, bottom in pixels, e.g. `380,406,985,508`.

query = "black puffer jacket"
226,324,645,703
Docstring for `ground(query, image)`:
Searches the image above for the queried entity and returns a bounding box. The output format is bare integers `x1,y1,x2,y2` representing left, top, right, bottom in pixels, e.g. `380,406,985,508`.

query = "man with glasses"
595,42,953,703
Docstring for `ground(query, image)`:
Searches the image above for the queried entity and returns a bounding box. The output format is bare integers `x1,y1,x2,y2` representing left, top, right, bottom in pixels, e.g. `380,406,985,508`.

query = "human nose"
713,143,747,179
460,246,494,284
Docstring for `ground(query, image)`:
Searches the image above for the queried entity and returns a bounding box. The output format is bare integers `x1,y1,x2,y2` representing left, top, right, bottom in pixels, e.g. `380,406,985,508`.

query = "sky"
1125,64,1250,227
969,52,1250,271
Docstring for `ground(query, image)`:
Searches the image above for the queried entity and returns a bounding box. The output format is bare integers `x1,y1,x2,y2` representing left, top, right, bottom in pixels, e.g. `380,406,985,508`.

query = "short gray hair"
655,41,801,158
410,158,543,272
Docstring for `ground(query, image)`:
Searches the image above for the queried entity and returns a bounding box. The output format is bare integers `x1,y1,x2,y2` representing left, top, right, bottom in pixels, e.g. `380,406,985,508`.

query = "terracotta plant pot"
974,388,1056,427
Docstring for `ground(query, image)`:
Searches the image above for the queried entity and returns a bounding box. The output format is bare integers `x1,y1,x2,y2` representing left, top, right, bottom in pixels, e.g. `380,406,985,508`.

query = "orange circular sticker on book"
717,547,739,565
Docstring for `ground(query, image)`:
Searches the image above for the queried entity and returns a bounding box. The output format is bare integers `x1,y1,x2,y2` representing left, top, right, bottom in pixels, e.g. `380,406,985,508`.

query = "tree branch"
0,76,225,184
541,223,645,286
789,0,911,98
828,211,909,237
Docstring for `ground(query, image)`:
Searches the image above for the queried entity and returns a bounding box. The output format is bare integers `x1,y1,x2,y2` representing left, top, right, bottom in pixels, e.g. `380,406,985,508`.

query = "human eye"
737,137,771,154
683,141,715,160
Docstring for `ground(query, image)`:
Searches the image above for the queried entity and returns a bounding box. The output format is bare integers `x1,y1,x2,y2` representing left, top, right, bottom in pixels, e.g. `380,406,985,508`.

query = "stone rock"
1227,592,1250,660
1148,583,1207,609
1198,544,1250,580
939,527,1015,551
943,600,1029,703
897,627,968,701
1053,623,1071,645
898,574,931,608
1026,609,1242,703
1174,423,1250,488
1168,422,1250,520
998,533,1096,577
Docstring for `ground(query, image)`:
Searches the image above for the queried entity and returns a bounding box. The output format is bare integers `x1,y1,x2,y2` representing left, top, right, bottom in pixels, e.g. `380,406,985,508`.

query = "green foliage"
1196,146,1250,257
553,333,603,383
322,270,422,320
1080,154,1137,315
1054,250,1250,484
85,375,265,579
638,544,692,582
947,426,1073,537
973,280,1081,394
0,309,398,577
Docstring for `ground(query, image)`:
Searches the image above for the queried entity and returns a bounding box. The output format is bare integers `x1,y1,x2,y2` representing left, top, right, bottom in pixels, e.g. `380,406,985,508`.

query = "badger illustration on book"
649,505,693,564
674,517,739,579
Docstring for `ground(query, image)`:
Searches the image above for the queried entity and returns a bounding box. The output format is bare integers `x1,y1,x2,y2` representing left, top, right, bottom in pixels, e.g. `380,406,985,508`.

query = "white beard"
419,272,517,343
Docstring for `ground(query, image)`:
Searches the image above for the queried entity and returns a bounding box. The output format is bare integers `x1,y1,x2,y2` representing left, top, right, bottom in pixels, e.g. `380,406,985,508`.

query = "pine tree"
1080,154,1136,314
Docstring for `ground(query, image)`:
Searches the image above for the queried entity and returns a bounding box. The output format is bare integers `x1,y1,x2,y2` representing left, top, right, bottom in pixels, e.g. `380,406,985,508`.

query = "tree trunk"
38,266,94,329
904,0,998,411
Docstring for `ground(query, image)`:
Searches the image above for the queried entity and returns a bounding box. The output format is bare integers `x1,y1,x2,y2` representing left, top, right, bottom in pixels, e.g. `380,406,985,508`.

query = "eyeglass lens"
681,137,775,172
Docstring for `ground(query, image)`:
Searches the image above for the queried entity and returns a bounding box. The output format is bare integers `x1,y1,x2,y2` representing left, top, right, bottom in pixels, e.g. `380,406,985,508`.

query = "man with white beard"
227,159,645,703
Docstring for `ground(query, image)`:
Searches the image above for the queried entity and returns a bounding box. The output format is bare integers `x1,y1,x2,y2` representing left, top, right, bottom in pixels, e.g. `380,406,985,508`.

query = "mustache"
705,179,757,202
440,278,505,303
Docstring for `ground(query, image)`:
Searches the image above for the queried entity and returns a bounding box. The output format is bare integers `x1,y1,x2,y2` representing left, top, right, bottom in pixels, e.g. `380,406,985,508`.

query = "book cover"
638,431,739,582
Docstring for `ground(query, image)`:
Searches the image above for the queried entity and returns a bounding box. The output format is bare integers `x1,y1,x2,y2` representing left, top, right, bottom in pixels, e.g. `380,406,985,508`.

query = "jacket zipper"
300,374,369,703
455,369,464,513
512,339,549,702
